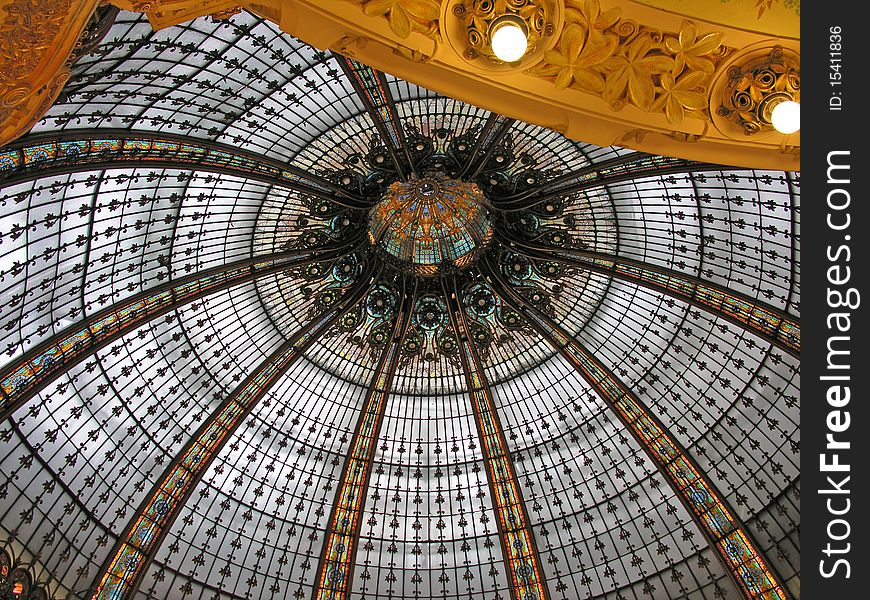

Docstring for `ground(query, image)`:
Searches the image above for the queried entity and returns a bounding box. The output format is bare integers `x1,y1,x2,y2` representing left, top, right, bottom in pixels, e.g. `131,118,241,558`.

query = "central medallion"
368,177,494,277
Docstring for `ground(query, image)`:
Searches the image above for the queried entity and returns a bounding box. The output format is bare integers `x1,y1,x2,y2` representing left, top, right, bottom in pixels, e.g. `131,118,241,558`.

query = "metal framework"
0,131,369,209
501,235,800,357
334,55,416,179
462,115,516,180
444,278,550,600
495,153,725,211
313,280,416,600
0,19,799,600
455,113,515,179
88,263,377,600
0,243,359,423
484,256,791,600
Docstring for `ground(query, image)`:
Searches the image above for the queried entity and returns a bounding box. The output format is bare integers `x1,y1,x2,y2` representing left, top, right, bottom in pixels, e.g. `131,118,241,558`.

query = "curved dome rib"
484,256,789,600
335,55,416,179
0,247,357,424
496,153,726,211
455,113,515,180
314,279,416,599
0,131,369,210
89,261,376,599
500,233,799,357
445,276,551,600
461,116,516,181
0,10,799,600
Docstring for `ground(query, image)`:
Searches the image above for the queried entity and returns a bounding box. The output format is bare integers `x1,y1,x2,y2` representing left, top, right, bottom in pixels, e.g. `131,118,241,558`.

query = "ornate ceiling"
0,7,798,600
2,0,799,169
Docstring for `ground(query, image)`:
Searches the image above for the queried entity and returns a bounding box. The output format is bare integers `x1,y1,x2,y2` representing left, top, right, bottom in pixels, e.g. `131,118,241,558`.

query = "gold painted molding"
630,0,799,39
269,0,799,169
0,0,800,170
0,0,99,147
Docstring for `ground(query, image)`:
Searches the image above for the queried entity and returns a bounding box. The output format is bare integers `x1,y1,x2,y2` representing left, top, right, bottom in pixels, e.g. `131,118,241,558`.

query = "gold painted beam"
238,0,801,171
2,0,799,170
0,0,99,146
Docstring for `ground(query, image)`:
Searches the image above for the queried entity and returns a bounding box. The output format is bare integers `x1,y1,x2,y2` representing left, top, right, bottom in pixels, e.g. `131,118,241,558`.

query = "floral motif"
0,0,71,139
564,0,619,32
652,71,708,124
755,0,774,17
536,23,616,92
528,1,725,126
602,35,674,110
362,0,441,39
664,21,723,74
454,0,550,64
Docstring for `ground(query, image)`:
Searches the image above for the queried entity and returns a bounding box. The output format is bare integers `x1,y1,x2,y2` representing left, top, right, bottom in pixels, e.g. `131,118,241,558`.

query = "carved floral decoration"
528,1,726,124
355,0,442,39
349,0,728,125
0,0,73,127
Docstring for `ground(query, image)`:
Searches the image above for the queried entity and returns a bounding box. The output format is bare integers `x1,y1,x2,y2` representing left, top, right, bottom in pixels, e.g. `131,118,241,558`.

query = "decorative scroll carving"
0,0,801,167
68,5,121,66
443,0,561,71
715,45,800,136
0,0,71,102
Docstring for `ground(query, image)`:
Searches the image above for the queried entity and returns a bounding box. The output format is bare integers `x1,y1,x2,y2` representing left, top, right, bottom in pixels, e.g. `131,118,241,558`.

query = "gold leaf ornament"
541,23,617,92
652,71,707,124
363,0,441,39
564,0,620,32
467,0,505,34
603,35,674,110
663,21,723,74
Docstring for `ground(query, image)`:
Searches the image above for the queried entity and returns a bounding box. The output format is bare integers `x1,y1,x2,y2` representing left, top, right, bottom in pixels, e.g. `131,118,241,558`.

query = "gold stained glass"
368,177,494,276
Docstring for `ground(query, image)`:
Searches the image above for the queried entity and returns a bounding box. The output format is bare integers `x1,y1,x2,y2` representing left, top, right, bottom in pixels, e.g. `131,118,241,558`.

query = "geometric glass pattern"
0,251,337,422
511,247,801,357
493,281,790,600
0,11,799,600
90,278,372,599
315,290,413,600
448,292,550,600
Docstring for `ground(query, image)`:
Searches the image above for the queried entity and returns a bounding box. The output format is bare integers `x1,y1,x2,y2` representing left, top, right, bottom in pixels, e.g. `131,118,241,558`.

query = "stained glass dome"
0,9,800,600
368,178,493,276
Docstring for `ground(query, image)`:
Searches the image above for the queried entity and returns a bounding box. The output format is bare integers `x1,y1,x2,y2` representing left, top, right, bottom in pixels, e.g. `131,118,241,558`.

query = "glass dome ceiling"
0,9,799,600
368,178,493,276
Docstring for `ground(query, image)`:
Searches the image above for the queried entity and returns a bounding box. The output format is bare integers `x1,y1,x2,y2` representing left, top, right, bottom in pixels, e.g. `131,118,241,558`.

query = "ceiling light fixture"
770,99,800,134
490,15,528,63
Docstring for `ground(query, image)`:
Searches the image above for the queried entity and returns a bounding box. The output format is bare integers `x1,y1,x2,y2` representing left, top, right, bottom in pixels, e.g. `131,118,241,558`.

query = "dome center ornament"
368,177,494,276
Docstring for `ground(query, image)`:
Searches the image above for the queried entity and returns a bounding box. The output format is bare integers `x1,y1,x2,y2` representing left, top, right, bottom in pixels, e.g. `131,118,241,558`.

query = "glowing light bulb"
491,21,527,62
770,100,800,134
